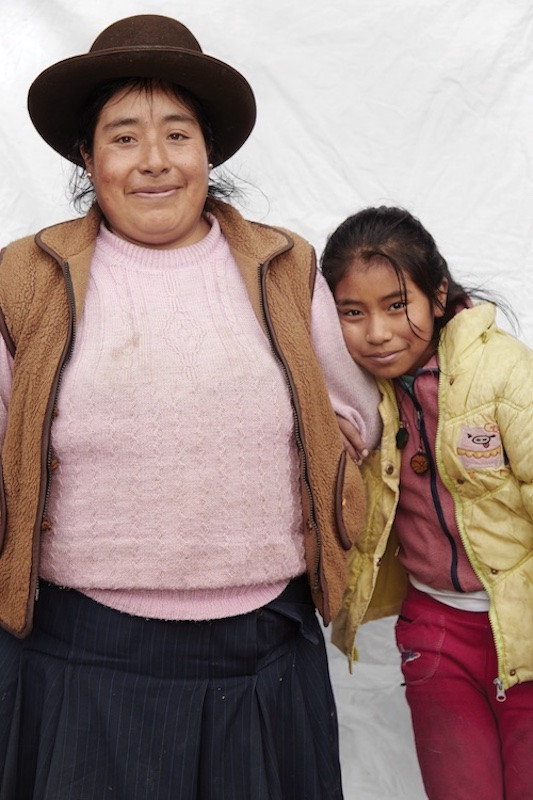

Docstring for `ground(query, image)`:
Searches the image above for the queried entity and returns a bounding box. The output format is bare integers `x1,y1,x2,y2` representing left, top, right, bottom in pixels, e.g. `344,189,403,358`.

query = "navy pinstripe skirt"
0,577,343,799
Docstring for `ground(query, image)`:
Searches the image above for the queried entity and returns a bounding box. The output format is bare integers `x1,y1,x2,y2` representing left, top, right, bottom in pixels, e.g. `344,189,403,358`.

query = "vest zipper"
257,263,322,593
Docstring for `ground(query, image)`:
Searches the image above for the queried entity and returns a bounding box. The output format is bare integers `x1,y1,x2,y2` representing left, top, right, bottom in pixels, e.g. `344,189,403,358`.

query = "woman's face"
81,85,211,249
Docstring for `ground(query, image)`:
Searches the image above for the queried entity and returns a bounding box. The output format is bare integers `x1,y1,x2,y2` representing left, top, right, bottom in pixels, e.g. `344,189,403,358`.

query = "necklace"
395,424,409,450
395,380,429,475
410,451,429,475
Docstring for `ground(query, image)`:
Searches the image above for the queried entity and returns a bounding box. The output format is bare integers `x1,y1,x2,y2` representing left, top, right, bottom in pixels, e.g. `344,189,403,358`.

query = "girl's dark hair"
320,205,473,342
69,77,237,211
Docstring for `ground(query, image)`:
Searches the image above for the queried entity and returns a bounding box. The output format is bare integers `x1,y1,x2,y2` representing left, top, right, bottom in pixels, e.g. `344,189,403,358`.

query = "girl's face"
334,257,447,378
80,84,211,249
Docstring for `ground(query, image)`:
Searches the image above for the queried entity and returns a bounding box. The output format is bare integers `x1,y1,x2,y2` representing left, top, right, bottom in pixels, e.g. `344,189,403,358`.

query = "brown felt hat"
27,14,256,167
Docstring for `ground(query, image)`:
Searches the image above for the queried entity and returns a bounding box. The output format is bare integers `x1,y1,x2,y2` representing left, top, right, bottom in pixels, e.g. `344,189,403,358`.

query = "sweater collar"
35,198,295,268
94,213,225,270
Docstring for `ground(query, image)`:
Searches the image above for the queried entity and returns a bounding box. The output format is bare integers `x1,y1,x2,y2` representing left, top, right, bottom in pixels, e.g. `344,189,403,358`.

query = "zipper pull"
493,677,506,703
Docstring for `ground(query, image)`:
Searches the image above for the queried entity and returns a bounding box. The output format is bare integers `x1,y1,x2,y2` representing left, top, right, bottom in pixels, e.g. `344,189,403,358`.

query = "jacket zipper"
406,382,508,694
435,355,507,689
257,263,322,593
407,385,464,592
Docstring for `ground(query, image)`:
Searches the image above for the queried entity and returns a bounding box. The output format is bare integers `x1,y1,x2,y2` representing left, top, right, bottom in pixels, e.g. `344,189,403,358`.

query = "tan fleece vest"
0,200,365,637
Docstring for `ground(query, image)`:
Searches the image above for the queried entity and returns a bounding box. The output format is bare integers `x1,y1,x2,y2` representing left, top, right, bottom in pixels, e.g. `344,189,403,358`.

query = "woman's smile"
131,184,180,196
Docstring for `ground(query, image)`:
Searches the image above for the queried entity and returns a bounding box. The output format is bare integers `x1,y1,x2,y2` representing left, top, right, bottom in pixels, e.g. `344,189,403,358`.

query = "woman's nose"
139,140,170,173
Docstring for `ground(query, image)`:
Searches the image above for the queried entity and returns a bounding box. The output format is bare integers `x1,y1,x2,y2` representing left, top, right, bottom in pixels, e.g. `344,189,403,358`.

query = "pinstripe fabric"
0,579,343,799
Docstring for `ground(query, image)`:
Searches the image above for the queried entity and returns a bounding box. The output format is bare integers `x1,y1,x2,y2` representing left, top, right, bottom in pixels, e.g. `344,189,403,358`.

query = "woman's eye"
390,301,406,311
169,132,187,141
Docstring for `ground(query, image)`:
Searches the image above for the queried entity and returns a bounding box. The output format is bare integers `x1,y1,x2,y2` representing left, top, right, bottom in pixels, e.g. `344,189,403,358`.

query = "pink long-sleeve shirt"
0,217,380,620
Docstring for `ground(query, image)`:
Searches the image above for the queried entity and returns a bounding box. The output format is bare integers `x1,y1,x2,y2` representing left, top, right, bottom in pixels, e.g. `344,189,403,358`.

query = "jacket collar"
439,303,497,362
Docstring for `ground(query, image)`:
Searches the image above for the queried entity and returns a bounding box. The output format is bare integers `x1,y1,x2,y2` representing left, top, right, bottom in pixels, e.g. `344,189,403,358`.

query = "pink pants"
395,585,533,800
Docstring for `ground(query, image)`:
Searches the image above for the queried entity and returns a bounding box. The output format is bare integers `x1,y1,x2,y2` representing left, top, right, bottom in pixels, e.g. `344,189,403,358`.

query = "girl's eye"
343,309,362,318
390,301,406,311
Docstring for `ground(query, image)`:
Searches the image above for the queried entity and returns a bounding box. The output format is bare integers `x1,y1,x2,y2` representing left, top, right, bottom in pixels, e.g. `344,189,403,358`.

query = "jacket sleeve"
496,337,533,523
311,271,382,450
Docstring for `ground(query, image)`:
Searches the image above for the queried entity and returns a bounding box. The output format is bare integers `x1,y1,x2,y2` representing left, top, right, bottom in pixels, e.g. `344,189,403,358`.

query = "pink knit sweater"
0,217,380,620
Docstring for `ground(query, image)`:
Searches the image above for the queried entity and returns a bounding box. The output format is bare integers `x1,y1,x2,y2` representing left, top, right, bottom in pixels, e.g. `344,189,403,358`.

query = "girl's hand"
336,414,369,465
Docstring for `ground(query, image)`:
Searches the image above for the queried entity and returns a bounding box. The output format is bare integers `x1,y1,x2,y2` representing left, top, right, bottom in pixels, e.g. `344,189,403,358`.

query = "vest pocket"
335,450,365,550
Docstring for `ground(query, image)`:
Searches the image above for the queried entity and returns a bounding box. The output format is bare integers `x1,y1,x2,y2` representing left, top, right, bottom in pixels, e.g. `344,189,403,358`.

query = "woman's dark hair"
320,205,474,342
69,77,237,211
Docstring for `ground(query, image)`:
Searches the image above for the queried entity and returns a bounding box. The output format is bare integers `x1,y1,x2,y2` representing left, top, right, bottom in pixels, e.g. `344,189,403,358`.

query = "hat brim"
28,47,256,167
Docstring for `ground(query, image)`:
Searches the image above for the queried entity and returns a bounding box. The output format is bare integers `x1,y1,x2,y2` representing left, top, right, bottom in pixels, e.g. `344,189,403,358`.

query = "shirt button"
385,464,394,475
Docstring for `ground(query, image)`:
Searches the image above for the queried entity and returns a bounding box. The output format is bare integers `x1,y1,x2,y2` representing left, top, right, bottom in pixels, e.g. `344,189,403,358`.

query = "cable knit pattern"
40,218,303,619
0,200,378,634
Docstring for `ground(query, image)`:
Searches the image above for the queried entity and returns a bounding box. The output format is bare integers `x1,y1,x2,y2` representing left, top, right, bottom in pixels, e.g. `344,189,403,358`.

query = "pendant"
396,425,409,450
410,452,429,475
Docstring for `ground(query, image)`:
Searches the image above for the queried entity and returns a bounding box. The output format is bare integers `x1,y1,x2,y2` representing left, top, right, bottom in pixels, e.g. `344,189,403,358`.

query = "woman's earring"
87,172,93,181
208,163,213,170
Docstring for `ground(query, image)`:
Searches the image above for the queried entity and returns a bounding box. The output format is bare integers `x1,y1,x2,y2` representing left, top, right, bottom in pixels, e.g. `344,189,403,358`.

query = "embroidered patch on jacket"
456,423,503,470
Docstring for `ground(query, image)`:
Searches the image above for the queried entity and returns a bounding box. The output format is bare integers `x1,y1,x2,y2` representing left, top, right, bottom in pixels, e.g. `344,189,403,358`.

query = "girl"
321,206,533,800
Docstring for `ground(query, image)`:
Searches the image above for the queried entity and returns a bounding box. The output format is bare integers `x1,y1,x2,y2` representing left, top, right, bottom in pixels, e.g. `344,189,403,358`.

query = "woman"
0,15,380,799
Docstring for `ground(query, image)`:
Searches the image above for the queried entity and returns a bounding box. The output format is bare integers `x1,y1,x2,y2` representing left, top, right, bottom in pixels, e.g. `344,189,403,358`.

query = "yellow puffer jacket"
332,304,533,689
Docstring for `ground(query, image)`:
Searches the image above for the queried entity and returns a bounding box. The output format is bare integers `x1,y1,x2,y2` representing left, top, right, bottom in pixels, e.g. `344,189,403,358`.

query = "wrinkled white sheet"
2,2,532,798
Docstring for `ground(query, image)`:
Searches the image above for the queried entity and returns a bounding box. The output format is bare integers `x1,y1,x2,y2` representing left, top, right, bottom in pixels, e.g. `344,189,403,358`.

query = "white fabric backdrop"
2,1,532,797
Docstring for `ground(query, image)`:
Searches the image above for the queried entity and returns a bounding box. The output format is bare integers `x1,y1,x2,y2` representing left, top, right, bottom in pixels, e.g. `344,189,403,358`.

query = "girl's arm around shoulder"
311,271,382,454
